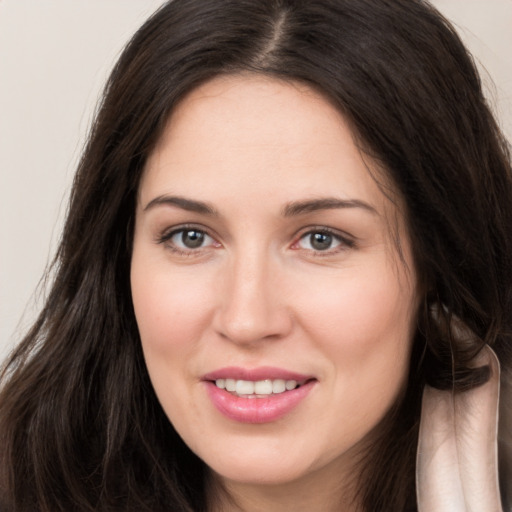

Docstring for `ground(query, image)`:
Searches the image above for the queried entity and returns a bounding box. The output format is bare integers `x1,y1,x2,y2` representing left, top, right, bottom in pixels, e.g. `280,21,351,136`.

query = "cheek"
300,269,415,444
130,257,216,430
131,259,215,356
295,263,416,396
300,267,413,342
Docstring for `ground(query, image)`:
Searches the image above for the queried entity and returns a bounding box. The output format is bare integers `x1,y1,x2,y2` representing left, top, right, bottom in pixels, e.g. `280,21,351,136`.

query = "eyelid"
291,226,356,253
155,223,355,257
156,223,221,252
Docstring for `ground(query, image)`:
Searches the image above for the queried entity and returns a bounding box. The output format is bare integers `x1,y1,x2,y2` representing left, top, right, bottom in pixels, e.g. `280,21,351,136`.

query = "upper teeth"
215,378,298,396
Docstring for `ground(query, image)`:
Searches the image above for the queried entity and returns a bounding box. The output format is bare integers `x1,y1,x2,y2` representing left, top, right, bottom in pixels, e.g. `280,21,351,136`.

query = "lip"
202,366,311,382
202,366,316,424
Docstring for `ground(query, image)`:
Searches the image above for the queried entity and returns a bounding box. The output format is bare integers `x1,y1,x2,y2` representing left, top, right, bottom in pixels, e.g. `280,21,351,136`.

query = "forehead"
140,74,399,220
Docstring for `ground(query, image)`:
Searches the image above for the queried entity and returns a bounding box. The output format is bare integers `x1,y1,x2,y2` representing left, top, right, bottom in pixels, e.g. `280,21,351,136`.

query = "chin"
209,459,309,487
197,435,352,489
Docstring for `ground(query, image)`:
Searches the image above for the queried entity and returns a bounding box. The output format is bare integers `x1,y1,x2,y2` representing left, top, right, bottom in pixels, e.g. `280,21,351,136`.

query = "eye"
157,226,220,253
172,229,212,249
293,228,354,254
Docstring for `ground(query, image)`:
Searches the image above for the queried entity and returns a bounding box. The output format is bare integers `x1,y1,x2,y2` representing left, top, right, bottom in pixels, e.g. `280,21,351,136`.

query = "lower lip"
204,380,316,424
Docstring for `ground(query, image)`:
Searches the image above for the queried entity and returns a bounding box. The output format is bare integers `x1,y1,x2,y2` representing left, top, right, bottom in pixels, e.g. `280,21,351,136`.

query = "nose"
213,249,293,345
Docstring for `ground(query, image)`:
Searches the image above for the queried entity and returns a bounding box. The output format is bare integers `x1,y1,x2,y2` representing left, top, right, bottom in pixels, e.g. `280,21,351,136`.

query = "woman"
1,0,511,510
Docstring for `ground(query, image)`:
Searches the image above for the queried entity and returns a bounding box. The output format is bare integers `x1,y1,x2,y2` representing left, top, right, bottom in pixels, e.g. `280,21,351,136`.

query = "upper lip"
202,366,313,383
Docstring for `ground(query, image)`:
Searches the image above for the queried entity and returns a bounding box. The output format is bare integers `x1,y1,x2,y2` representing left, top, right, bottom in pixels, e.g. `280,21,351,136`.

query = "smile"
214,378,299,397
202,367,316,423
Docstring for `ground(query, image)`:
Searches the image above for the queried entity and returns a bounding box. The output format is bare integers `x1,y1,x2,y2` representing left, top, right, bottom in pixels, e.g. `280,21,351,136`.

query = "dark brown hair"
1,0,511,510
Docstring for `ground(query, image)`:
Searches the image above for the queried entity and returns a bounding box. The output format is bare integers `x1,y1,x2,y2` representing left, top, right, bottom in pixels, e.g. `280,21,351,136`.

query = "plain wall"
1,0,511,361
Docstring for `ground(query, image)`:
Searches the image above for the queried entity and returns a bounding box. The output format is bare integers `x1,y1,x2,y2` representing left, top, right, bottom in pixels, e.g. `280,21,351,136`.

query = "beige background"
1,0,511,361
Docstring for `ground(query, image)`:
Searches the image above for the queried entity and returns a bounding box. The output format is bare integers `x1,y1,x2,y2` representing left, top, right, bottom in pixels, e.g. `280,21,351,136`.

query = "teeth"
272,379,286,394
285,379,297,391
236,380,255,395
215,378,300,396
255,379,273,394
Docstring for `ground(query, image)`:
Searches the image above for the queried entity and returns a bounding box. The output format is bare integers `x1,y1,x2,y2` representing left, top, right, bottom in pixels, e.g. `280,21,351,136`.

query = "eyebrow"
143,194,378,217
282,197,378,217
144,195,219,215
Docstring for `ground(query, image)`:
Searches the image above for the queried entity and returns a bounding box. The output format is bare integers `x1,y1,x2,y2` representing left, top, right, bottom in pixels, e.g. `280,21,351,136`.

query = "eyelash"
292,226,356,256
156,224,219,257
156,224,355,257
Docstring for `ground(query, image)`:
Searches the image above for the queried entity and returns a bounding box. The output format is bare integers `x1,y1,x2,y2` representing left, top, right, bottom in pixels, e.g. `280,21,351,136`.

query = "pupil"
311,232,332,250
182,230,204,248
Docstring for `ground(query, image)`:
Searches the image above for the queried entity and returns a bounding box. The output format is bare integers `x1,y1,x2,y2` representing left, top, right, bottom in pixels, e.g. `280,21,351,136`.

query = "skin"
131,74,419,511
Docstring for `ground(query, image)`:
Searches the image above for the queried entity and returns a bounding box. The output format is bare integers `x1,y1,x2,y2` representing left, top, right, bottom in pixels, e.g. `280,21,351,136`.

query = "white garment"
416,345,511,511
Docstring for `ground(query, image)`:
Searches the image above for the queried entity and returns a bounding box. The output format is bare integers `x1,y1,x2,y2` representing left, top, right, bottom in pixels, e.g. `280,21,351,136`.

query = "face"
131,75,418,492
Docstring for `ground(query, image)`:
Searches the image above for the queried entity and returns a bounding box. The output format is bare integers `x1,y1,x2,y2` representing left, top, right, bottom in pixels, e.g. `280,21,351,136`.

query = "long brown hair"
1,1,511,510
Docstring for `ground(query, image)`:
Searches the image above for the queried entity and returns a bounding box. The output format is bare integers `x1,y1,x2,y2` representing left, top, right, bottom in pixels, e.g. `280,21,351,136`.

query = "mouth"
202,367,316,423
213,378,305,398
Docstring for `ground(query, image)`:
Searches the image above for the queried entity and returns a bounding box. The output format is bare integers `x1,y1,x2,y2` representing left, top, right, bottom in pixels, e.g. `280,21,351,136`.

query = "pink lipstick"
202,366,316,424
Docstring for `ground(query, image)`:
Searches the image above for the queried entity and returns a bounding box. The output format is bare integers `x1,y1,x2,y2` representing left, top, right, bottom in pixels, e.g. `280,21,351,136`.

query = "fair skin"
131,75,418,511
